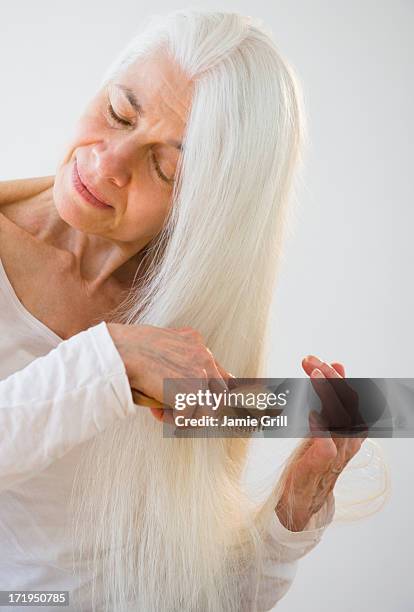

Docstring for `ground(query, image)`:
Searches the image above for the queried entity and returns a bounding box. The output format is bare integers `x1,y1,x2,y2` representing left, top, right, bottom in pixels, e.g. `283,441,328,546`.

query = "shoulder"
0,176,55,207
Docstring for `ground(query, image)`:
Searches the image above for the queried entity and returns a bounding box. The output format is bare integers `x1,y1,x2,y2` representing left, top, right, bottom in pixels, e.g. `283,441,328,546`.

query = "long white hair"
69,9,390,611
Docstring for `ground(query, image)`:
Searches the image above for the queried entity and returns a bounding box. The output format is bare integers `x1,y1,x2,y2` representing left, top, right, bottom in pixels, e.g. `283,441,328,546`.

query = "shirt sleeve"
0,321,137,493
241,491,335,611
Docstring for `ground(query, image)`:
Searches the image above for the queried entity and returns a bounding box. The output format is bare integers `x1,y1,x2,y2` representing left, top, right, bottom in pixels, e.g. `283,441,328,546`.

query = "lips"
72,160,113,210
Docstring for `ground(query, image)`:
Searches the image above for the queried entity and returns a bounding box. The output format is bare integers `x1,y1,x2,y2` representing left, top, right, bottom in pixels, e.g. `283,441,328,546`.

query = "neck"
3,176,146,294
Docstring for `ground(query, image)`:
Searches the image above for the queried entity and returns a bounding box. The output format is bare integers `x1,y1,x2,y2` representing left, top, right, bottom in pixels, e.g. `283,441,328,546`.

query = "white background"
1,1,413,611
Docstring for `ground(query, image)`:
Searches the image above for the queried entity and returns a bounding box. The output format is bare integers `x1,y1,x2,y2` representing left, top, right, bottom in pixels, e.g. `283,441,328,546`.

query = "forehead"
114,49,193,128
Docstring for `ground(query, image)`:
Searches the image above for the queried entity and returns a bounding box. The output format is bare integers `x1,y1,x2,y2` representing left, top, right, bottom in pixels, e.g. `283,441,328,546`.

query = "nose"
91,138,141,188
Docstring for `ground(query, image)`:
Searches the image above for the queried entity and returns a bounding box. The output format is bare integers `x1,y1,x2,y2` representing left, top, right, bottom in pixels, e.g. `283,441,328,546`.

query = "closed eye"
107,102,133,127
150,150,175,185
106,102,175,186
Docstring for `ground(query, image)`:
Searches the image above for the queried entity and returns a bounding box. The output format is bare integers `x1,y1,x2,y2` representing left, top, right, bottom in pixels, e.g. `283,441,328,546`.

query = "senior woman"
0,9,368,612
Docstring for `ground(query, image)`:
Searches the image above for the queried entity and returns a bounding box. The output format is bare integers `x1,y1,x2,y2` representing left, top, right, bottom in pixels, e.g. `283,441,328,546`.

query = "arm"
241,492,335,611
0,321,137,492
242,354,365,611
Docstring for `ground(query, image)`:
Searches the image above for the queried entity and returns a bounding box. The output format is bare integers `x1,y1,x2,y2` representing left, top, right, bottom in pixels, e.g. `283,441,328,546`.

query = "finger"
320,363,367,435
172,368,210,428
308,410,346,459
310,369,352,433
150,406,165,422
303,355,342,379
207,358,229,393
197,367,212,420
131,388,168,424
326,362,359,412
304,358,364,433
132,388,181,427
205,354,234,395
331,362,345,377
214,360,236,384
182,368,208,423
201,360,230,422
309,409,328,435
161,408,176,426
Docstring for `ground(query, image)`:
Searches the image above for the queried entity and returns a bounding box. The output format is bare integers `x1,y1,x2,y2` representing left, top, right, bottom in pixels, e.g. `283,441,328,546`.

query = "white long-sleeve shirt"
0,254,335,611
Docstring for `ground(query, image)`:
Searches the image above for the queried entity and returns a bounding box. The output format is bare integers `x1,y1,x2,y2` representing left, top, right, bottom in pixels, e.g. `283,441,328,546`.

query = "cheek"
121,188,173,241
56,111,103,171
66,95,106,149
71,113,103,146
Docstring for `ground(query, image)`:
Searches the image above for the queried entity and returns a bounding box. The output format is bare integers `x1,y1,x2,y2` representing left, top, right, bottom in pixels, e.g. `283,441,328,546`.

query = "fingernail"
311,368,324,378
305,355,320,366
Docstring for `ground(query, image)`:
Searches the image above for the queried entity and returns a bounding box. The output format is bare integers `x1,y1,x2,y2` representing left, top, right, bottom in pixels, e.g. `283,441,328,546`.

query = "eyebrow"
115,84,183,151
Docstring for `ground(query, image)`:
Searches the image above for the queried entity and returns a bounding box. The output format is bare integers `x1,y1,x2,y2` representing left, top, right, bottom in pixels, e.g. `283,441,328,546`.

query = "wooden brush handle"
131,389,165,410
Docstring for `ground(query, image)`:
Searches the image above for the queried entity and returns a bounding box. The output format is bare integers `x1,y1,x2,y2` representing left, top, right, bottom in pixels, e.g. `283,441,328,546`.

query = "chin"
52,187,87,232
52,164,106,234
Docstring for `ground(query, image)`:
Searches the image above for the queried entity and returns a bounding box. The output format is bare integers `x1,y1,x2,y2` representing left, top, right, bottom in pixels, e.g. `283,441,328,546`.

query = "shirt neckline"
0,255,63,345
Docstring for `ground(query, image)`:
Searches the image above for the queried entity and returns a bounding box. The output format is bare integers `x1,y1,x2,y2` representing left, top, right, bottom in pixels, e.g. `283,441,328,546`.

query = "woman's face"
53,49,193,250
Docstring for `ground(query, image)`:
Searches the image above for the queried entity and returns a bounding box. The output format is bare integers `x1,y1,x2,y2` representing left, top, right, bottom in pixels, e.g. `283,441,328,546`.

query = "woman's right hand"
107,323,233,420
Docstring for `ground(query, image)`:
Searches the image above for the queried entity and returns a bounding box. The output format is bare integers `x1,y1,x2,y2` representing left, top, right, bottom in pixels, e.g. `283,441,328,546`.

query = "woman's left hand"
275,356,368,531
